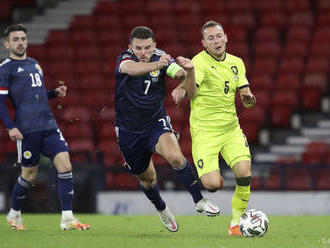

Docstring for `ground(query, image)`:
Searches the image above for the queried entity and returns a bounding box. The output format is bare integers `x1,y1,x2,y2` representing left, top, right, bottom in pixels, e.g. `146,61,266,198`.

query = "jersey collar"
205,50,226,62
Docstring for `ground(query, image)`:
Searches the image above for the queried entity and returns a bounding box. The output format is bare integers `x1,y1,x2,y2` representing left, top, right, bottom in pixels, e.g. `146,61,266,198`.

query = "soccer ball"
239,209,269,237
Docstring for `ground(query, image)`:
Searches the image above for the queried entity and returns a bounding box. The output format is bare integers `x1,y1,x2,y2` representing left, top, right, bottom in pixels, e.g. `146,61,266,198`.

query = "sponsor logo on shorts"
197,159,204,169
23,151,32,159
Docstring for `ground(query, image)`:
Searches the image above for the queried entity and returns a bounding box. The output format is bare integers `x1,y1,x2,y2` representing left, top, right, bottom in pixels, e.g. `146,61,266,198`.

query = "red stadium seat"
284,41,308,57
146,0,172,14
286,0,310,12
98,30,124,44
240,122,260,144
231,12,256,29
317,0,330,11
62,123,93,140
78,75,107,91
314,169,330,190
305,56,329,74
286,26,311,41
261,11,287,28
72,31,96,45
47,60,74,77
255,41,282,58
303,73,328,93
316,11,330,26
255,27,280,41
274,73,300,91
27,45,47,61
46,30,72,45
300,85,322,111
272,90,299,110
252,90,271,109
113,173,139,190
311,42,330,56
74,45,100,59
93,0,119,15
278,57,304,74
75,60,102,75
48,45,74,60
71,15,95,30
285,169,312,190
288,12,314,27
302,142,329,164
97,124,117,141
249,74,273,91
84,90,110,108
253,58,278,75
239,105,266,127
254,0,284,12
227,42,249,58
94,15,121,29
265,170,282,190
62,106,91,123
270,106,293,127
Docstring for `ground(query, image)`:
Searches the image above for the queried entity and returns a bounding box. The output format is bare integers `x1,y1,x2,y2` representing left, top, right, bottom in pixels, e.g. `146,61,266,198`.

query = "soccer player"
0,24,90,230
172,21,256,236
115,26,219,232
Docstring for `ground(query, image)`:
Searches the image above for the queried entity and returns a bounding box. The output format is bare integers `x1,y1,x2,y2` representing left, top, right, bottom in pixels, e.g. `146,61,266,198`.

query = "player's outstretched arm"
239,87,256,108
175,56,197,100
120,54,171,76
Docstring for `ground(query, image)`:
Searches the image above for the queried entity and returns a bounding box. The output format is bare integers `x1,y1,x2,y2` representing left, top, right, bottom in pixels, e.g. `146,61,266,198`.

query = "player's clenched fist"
176,56,194,70
54,85,67,97
157,54,171,68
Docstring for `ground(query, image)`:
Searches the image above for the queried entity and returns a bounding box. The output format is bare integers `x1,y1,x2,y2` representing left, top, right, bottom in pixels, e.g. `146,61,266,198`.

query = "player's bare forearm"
175,56,197,99
182,68,197,99
239,87,256,108
121,54,171,76
172,83,186,105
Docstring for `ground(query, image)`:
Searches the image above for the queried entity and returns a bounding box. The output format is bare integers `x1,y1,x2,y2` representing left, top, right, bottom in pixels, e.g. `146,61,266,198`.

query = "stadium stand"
1,0,330,192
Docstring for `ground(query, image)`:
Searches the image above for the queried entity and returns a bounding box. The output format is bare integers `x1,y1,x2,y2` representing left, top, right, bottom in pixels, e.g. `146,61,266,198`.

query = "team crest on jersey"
23,151,32,159
150,70,160,77
231,66,238,75
35,64,43,76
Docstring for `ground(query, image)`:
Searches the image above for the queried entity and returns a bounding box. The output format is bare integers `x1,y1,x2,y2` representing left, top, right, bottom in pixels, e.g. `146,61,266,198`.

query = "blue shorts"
16,128,69,167
116,115,174,175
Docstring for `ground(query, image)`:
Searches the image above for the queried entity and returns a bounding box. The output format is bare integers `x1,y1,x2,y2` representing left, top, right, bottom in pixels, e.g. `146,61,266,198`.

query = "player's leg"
117,127,177,232
7,132,42,230
43,129,90,230
154,125,219,216
221,127,251,236
136,160,178,232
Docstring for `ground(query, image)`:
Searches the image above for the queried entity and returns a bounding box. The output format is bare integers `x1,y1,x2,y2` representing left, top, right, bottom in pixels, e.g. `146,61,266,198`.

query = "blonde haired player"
172,20,256,236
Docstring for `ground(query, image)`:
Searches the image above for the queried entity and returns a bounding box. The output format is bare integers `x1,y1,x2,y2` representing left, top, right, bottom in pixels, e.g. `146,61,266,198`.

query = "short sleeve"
237,59,249,88
0,67,9,95
117,53,134,73
192,60,205,86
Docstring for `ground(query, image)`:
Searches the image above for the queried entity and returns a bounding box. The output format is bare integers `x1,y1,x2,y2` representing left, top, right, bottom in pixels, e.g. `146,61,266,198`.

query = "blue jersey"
0,57,58,134
115,48,171,132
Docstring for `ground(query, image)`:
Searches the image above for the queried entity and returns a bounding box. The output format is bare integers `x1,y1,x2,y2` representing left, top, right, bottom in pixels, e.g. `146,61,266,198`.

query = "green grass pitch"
0,214,329,248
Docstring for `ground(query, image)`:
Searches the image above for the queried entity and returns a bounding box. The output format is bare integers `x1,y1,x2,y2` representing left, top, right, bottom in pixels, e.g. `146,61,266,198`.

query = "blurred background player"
0,24,90,230
172,20,256,236
114,26,219,232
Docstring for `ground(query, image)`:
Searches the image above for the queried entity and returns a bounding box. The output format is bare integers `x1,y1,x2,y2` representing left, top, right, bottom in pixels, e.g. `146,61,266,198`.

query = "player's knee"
21,171,37,183
202,176,223,192
140,176,157,189
56,162,72,173
167,153,185,168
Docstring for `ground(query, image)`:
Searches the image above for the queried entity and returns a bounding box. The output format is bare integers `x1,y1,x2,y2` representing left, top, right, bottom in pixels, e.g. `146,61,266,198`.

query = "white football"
239,209,269,237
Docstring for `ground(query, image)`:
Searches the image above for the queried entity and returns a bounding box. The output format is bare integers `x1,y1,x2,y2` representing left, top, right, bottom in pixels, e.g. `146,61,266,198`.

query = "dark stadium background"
0,0,329,213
